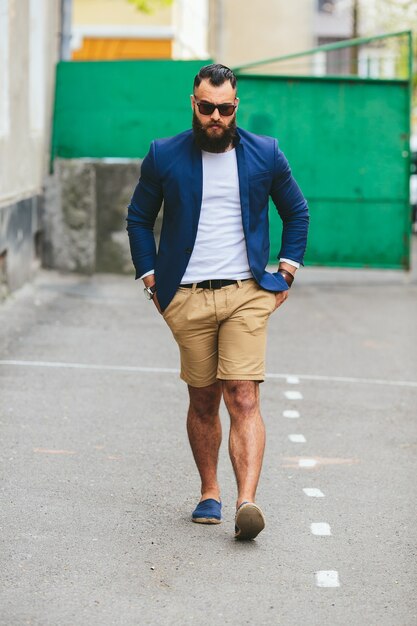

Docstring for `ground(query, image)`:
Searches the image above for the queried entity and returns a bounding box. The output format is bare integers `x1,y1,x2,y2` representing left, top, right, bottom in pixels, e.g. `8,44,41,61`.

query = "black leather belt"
181,278,250,290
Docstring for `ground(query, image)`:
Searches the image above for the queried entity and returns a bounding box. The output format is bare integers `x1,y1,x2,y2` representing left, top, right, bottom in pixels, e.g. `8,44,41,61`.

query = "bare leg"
187,381,223,502
222,380,266,508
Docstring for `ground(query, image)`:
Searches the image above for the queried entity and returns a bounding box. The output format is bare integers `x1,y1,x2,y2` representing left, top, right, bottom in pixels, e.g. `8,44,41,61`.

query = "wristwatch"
144,284,157,300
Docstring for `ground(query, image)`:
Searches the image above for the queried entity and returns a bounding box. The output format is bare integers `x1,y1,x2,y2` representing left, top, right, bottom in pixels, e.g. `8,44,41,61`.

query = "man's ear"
235,97,240,110
190,94,195,111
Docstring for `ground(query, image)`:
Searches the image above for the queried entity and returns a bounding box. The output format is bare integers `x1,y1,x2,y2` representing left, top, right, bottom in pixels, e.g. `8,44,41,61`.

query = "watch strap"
278,269,294,287
144,284,157,300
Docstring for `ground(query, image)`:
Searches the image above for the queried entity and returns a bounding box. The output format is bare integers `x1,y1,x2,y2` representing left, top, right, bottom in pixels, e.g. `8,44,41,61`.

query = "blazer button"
185,247,192,254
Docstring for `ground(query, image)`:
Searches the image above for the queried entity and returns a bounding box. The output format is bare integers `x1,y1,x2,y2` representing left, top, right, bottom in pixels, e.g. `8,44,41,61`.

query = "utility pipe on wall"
60,0,72,60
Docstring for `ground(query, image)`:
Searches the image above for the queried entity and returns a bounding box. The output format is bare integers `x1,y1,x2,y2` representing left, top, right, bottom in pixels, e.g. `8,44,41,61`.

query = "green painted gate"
234,32,413,269
51,33,413,269
51,59,211,160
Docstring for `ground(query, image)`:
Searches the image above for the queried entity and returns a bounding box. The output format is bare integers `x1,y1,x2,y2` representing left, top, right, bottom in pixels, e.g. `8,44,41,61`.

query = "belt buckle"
208,279,224,290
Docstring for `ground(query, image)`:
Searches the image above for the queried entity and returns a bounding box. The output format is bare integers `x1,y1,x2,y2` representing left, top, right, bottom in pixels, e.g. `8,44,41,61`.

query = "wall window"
318,0,336,13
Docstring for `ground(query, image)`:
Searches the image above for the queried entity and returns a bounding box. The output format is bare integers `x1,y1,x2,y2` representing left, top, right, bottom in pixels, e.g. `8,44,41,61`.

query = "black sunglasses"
194,100,237,117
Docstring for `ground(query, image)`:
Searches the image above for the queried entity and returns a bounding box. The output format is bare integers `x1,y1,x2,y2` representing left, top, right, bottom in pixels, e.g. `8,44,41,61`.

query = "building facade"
207,0,315,69
0,0,61,296
71,0,209,60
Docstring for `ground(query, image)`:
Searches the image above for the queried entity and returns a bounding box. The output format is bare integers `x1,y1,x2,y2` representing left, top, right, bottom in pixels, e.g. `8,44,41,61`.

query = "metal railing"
233,31,413,82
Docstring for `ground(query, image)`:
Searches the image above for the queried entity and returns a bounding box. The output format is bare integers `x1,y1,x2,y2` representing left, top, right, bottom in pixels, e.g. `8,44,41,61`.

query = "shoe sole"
192,517,222,524
235,503,265,540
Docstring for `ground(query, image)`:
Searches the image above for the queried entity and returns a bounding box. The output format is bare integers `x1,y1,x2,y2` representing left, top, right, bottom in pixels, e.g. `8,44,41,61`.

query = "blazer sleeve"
270,140,309,265
126,141,163,279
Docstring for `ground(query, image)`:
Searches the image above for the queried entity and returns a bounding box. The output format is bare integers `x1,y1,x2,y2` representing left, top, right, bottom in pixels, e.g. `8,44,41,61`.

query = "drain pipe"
60,0,72,60
216,0,224,62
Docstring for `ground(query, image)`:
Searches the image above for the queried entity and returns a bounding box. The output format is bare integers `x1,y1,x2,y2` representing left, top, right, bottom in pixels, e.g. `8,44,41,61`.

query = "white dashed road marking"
303,488,325,498
286,376,300,384
298,459,317,468
281,377,337,592
311,523,331,536
284,390,303,400
315,570,340,588
288,434,306,443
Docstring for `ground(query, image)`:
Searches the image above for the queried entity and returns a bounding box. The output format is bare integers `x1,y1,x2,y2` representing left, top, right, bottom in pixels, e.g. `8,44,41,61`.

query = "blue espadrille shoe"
192,498,222,524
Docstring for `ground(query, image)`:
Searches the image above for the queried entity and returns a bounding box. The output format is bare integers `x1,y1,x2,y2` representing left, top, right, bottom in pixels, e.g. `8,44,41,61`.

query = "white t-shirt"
181,149,252,283
139,148,300,281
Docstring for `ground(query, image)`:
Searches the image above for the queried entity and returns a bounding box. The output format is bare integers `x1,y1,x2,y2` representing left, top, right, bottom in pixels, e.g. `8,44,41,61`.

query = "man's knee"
222,380,259,417
188,382,222,420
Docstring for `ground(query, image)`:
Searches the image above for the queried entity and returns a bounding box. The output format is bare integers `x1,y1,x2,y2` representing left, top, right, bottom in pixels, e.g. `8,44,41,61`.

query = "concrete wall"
0,0,60,297
43,160,97,275
43,160,160,276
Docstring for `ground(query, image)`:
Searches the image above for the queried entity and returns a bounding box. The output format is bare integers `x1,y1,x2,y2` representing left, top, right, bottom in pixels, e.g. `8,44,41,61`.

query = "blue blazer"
127,127,309,311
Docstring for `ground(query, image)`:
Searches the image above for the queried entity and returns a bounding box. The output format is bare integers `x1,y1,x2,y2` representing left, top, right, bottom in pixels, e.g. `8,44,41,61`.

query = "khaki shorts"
162,279,276,388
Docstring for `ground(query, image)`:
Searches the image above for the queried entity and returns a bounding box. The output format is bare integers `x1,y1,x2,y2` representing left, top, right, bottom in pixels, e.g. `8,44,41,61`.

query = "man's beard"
192,112,237,153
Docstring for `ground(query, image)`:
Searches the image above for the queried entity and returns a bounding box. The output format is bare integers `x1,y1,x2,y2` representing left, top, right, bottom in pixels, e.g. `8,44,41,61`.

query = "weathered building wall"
0,196,41,295
0,0,60,298
208,0,315,69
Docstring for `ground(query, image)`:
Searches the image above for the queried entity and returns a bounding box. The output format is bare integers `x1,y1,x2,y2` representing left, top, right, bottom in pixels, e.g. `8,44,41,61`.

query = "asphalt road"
1,249,417,626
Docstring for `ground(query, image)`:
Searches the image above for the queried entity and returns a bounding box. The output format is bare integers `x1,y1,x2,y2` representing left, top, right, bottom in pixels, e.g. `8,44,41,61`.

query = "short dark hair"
193,64,237,91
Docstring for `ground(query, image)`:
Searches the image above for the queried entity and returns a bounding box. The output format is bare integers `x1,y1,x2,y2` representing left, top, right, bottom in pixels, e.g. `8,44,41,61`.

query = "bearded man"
127,64,309,540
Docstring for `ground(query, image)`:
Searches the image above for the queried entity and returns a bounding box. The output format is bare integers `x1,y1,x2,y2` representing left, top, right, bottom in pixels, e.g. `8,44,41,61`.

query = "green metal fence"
51,59,211,160
235,31,413,269
51,33,412,269
237,74,410,269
